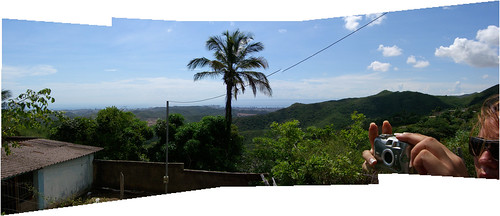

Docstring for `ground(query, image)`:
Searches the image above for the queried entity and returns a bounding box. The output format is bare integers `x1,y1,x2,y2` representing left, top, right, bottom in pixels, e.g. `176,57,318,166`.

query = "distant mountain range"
62,106,280,125
62,84,498,130
233,84,499,131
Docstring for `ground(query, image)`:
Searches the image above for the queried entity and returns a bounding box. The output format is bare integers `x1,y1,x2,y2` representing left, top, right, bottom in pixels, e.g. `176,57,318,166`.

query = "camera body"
374,134,412,173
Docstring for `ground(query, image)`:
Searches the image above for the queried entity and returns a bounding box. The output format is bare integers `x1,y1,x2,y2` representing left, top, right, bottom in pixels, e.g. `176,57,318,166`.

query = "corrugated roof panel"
1,139,103,179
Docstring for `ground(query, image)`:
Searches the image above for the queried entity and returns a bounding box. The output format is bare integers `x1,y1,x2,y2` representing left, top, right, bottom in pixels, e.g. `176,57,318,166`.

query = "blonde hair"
474,94,499,139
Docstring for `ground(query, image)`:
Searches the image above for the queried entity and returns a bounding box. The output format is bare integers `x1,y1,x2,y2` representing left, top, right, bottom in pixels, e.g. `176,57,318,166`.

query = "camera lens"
384,151,393,164
381,149,394,166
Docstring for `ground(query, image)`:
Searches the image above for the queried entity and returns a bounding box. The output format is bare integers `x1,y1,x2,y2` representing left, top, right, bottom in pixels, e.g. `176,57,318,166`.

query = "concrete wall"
35,154,94,209
93,160,263,194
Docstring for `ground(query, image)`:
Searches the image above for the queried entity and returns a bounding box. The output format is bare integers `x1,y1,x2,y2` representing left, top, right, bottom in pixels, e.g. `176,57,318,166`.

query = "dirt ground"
53,187,162,209
86,187,160,201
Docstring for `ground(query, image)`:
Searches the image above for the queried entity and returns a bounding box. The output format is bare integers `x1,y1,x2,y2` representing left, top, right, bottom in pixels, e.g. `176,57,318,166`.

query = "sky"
1,1,499,109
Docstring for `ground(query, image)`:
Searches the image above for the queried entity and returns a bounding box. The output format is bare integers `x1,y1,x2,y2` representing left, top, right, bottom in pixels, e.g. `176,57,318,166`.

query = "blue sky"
1,1,499,109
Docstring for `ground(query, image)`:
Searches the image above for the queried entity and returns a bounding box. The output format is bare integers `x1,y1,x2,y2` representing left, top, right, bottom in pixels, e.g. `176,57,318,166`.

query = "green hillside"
234,84,499,131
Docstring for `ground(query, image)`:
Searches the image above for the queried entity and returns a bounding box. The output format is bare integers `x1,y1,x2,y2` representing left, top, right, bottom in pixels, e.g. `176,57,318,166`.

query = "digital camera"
374,134,412,173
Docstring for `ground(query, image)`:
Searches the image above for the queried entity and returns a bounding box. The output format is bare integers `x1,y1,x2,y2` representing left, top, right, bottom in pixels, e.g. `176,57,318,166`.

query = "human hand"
396,132,468,177
362,120,392,171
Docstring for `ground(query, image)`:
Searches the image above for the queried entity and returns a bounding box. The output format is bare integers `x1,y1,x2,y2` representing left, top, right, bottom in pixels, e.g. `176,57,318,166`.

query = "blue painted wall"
34,154,94,209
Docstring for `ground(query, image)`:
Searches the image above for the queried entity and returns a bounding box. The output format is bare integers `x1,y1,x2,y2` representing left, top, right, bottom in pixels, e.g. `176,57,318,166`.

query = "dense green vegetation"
51,107,153,160
50,108,243,171
147,115,243,171
2,84,497,184
242,112,371,185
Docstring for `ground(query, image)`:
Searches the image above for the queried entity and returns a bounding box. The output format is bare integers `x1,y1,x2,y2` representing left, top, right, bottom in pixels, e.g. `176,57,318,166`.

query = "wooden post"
260,174,270,186
164,101,169,194
120,172,124,199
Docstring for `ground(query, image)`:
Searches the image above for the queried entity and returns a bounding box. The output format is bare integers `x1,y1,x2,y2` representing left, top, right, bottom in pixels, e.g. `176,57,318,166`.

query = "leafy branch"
1,88,62,155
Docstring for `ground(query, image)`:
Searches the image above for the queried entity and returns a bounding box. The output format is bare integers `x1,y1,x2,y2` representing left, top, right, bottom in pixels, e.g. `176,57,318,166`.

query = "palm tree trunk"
225,83,232,133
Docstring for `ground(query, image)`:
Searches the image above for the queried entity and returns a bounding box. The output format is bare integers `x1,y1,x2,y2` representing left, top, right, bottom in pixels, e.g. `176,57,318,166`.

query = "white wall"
36,154,94,209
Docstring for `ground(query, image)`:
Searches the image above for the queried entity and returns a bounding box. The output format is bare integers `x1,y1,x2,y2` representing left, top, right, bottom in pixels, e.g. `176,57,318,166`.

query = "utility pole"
164,100,169,194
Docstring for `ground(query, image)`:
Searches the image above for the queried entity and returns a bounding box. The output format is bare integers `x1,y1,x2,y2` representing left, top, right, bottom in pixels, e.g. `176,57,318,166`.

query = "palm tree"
2,90,12,109
187,29,272,132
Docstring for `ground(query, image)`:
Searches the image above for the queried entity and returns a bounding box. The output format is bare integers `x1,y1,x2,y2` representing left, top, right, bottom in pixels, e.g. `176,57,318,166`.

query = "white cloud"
435,25,499,68
378,44,402,57
343,15,362,31
406,55,430,68
367,61,391,72
343,13,386,31
451,81,462,94
476,25,499,47
407,55,416,64
413,61,430,68
104,69,118,72
2,65,57,79
482,74,489,79
278,29,287,33
366,13,386,26
45,77,225,108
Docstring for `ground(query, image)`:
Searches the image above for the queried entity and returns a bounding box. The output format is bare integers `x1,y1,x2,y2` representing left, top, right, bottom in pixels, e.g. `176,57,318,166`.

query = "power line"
268,12,388,77
169,93,226,104
170,12,388,103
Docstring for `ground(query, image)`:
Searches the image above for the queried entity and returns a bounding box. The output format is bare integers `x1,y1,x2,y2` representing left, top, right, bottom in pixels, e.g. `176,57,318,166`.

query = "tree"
1,88,60,155
187,29,272,132
243,112,371,185
50,116,97,145
50,107,155,161
2,90,12,108
148,114,185,162
339,111,369,150
173,116,243,171
93,107,153,160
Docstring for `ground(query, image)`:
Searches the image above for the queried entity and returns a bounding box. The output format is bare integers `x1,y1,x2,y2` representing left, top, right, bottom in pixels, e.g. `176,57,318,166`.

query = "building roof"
1,139,103,180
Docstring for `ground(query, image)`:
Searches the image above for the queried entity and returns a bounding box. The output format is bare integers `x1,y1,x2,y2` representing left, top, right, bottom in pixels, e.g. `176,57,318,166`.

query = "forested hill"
234,84,499,131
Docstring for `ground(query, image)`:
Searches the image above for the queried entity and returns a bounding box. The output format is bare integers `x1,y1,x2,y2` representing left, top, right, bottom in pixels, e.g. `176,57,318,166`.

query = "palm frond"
244,42,264,54
240,71,272,97
210,60,226,71
228,73,248,100
206,35,226,52
187,57,211,70
237,57,268,70
194,71,223,81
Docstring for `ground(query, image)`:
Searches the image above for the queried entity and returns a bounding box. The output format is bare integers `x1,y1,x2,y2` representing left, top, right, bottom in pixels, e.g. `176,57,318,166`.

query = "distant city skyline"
1,1,498,109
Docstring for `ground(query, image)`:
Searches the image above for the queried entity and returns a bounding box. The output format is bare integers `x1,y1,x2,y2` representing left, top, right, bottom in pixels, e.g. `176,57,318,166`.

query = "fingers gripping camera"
374,134,413,173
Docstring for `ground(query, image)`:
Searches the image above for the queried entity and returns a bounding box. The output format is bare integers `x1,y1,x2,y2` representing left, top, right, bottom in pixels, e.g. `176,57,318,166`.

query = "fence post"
164,100,169,194
260,174,270,186
120,172,124,199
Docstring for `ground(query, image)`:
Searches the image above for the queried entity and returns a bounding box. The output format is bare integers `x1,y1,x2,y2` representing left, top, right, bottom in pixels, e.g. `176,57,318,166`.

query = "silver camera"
374,134,412,173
